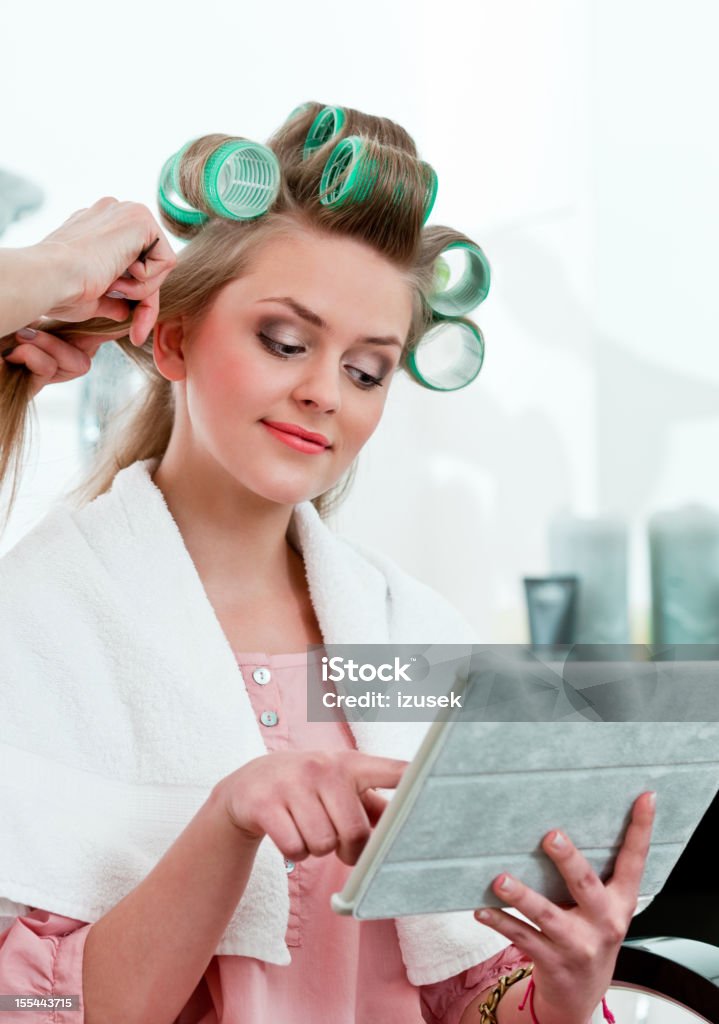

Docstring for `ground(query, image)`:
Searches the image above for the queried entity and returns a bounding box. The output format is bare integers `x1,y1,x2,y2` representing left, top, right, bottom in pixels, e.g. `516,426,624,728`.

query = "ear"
153,318,187,382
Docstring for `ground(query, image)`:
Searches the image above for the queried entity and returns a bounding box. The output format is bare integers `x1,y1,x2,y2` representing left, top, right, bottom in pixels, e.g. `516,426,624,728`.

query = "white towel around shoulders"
0,458,508,985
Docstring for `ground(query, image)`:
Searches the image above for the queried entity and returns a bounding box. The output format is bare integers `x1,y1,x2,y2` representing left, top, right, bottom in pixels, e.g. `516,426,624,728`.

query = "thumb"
361,788,390,827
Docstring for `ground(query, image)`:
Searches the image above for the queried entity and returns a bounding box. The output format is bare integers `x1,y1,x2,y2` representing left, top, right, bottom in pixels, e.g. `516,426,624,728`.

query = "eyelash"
257,332,385,390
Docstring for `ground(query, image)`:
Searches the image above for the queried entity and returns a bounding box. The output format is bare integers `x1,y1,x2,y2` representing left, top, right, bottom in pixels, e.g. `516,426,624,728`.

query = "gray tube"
523,576,578,647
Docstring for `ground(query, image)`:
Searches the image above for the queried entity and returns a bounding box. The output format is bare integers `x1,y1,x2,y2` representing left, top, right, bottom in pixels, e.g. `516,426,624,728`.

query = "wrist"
531,986,595,1024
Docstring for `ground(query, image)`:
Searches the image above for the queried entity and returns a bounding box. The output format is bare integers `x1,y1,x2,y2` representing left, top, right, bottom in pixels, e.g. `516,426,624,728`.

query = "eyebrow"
256,296,403,349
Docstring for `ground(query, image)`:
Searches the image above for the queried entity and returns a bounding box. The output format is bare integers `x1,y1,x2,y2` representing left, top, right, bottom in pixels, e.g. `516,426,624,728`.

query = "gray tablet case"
331,659,719,919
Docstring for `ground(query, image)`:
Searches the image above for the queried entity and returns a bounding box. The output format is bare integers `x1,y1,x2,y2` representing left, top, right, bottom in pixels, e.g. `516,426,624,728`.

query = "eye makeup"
255,319,396,388
258,322,304,348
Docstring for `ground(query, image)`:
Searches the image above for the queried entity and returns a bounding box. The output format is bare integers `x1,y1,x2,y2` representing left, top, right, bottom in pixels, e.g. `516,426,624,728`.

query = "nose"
291,354,341,415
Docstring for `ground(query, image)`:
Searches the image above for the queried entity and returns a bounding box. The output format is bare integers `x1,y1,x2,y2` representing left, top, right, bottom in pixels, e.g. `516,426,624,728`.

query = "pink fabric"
0,651,531,1023
0,909,92,1023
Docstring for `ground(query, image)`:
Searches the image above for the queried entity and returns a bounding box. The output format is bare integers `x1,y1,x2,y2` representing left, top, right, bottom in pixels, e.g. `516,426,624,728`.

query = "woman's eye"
258,332,305,357
346,366,385,390
259,331,386,390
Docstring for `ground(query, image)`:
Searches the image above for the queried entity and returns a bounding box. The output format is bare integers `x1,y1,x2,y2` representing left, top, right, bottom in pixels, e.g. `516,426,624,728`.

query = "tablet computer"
331,652,719,920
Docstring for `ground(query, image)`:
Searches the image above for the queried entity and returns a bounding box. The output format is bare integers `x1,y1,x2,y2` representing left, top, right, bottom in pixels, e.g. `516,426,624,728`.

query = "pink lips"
261,420,331,455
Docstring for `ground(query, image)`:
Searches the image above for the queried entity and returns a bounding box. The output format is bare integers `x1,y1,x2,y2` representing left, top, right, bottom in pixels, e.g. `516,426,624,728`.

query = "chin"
248,474,335,508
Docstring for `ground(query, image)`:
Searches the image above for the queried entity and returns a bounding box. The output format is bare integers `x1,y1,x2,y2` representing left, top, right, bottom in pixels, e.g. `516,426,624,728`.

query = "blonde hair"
0,101,483,521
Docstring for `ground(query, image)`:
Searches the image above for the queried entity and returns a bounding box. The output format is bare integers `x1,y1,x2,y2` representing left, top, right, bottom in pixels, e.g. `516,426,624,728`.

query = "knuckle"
572,940,598,965
574,869,599,893
284,840,309,861
535,907,559,932
302,753,331,780
343,821,370,844
604,915,628,945
308,833,337,856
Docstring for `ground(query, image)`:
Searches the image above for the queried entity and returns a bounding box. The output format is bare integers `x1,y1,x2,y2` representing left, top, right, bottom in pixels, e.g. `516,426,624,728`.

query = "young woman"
0,102,655,1024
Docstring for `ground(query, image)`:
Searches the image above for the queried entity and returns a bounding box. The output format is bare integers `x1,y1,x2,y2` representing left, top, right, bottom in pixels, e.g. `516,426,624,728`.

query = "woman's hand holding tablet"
474,791,656,1024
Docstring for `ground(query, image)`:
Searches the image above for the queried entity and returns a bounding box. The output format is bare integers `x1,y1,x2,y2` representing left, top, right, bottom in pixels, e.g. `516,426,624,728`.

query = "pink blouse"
0,651,531,1023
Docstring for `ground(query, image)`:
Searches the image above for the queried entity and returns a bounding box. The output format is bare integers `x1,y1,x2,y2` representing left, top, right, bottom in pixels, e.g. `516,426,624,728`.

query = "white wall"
590,0,719,631
3,0,716,642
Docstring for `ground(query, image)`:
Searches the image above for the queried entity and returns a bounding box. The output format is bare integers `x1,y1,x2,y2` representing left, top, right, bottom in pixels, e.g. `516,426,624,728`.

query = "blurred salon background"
3,0,718,650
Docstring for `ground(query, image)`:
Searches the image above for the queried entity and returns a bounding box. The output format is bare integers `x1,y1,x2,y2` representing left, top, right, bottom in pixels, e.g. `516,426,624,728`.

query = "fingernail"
550,831,566,850
497,874,514,892
475,909,491,921
106,290,128,299
17,327,38,340
647,792,657,809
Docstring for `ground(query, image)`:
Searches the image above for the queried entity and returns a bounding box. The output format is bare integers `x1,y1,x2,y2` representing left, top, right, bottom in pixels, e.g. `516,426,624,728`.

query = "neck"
151,440,299,598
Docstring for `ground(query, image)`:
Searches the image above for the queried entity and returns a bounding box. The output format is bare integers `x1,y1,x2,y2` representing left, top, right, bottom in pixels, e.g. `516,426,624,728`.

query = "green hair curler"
320,136,437,225
406,318,485,392
421,162,438,224
391,161,438,224
157,154,209,229
170,139,196,195
319,136,378,207
285,101,315,124
303,106,347,160
427,241,491,317
432,255,452,291
202,140,281,220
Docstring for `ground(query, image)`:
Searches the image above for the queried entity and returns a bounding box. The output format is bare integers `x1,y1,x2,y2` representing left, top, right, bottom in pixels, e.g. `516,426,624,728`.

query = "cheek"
343,393,388,452
191,342,269,413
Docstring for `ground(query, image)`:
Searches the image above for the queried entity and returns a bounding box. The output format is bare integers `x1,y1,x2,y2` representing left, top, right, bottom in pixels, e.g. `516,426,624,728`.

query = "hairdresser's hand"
31,197,176,345
217,750,409,866
472,791,656,1024
1,323,131,398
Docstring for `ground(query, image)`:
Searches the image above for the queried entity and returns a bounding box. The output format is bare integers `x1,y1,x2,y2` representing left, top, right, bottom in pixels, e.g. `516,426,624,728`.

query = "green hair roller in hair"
421,162,438,224
407,318,485,392
321,136,438,224
170,139,196,195
319,136,380,208
303,106,347,160
157,154,209,229
202,140,281,220
285,101,314,124
428,241,491,317
392,161,438,225
433,255,451,292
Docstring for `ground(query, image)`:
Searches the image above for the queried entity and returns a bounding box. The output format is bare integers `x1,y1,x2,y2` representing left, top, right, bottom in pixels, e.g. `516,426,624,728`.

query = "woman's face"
164,226,414,505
